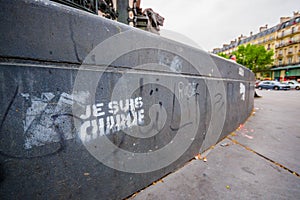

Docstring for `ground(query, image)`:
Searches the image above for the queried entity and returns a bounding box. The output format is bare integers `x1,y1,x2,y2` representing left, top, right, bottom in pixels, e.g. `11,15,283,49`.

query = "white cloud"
141,0,299,51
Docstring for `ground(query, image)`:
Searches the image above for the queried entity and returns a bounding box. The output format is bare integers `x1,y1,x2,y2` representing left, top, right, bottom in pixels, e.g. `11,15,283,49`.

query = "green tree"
233,44,274,73
217,52,229,59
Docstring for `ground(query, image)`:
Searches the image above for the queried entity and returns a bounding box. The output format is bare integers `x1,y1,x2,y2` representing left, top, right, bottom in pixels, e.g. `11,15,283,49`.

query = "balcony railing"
277,29,300,39
275,39,300,48
274,61,300,68
276,53,283,58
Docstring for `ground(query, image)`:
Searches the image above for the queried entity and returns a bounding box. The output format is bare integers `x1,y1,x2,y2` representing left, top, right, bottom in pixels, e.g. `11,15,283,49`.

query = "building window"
280,40,283,46
292,27,295,34
289,47,293,53
288,57,292,64
279,59,283,65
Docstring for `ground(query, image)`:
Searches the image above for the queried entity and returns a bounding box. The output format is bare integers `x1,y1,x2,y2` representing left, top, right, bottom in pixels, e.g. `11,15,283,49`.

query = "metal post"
116,0,129,24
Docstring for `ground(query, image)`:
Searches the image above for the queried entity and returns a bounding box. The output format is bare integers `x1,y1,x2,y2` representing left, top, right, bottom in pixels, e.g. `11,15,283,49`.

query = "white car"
283,80,300,90
257,81,290,90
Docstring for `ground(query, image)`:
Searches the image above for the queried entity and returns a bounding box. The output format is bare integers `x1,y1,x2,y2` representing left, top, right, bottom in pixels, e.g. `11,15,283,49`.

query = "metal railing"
52,0,99,14
51,0,148,30
275,39,300,48
277,29,300,39
51,0,118,19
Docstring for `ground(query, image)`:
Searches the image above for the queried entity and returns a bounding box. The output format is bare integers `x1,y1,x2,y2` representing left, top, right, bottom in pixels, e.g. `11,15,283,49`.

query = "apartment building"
213,12,300,81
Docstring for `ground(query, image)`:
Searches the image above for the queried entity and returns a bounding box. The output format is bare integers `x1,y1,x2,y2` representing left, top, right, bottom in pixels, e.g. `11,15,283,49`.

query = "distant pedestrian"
229,55,237,62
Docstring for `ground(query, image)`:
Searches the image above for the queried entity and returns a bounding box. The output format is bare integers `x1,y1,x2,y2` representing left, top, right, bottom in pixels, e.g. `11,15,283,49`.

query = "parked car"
255,80,261,88
282,80,300,90
257,81,290,90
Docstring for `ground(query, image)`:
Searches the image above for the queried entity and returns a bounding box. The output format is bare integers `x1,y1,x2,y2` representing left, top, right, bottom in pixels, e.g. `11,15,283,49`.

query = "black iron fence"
52,0,99,14
50,0,155,32
51,0,118,20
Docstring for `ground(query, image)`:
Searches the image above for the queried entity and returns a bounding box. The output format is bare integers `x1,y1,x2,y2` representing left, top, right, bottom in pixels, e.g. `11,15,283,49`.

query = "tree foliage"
232,44,274,73
217,52,229,59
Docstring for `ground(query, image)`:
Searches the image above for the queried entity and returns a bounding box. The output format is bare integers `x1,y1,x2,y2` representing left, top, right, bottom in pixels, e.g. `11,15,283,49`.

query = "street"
131,90,300,200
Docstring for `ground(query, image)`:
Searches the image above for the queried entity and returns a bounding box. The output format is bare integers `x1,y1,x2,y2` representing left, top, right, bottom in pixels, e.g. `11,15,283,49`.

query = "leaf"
195,153,202,160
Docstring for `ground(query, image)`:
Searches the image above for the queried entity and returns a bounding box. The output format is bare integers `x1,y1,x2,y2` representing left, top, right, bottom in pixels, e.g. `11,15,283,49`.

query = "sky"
141,0,299,51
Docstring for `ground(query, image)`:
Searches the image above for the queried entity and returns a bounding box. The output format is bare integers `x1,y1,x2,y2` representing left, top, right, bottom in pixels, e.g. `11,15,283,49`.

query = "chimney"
294,11,300,17
230,40,236,45
280,17,291,23
238,34,246,40
259,24,268,32
250,31,253,36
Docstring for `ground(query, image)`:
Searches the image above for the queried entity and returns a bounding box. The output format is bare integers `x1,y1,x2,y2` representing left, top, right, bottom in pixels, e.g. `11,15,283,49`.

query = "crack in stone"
69,18,81,63
227,136,300,178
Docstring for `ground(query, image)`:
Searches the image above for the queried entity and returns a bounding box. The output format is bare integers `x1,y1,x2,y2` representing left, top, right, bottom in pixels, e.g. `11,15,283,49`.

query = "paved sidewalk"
131,90,300,200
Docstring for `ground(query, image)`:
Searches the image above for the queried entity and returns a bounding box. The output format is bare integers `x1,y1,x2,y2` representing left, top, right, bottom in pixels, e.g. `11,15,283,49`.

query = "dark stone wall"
0,0,255,199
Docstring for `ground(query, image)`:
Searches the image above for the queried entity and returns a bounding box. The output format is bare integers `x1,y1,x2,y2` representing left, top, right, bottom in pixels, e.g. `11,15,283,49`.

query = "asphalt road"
131,90,300,200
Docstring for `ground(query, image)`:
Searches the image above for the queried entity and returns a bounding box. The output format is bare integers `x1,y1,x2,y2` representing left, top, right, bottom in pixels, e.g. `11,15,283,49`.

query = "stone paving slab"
230,90,300,174
131,90,300,200
131,138,300,200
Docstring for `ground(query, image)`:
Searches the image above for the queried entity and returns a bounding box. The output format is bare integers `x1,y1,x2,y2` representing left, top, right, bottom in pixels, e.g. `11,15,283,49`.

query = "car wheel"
295,86,300,90
274,86,279,90
258,86,262,90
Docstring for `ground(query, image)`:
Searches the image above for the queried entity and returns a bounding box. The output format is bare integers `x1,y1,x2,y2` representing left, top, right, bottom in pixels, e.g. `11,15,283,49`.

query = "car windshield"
290,81,299,84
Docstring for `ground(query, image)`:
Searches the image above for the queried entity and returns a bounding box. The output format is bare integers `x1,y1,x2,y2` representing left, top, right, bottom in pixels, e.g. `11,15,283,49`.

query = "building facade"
213,12,300,81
